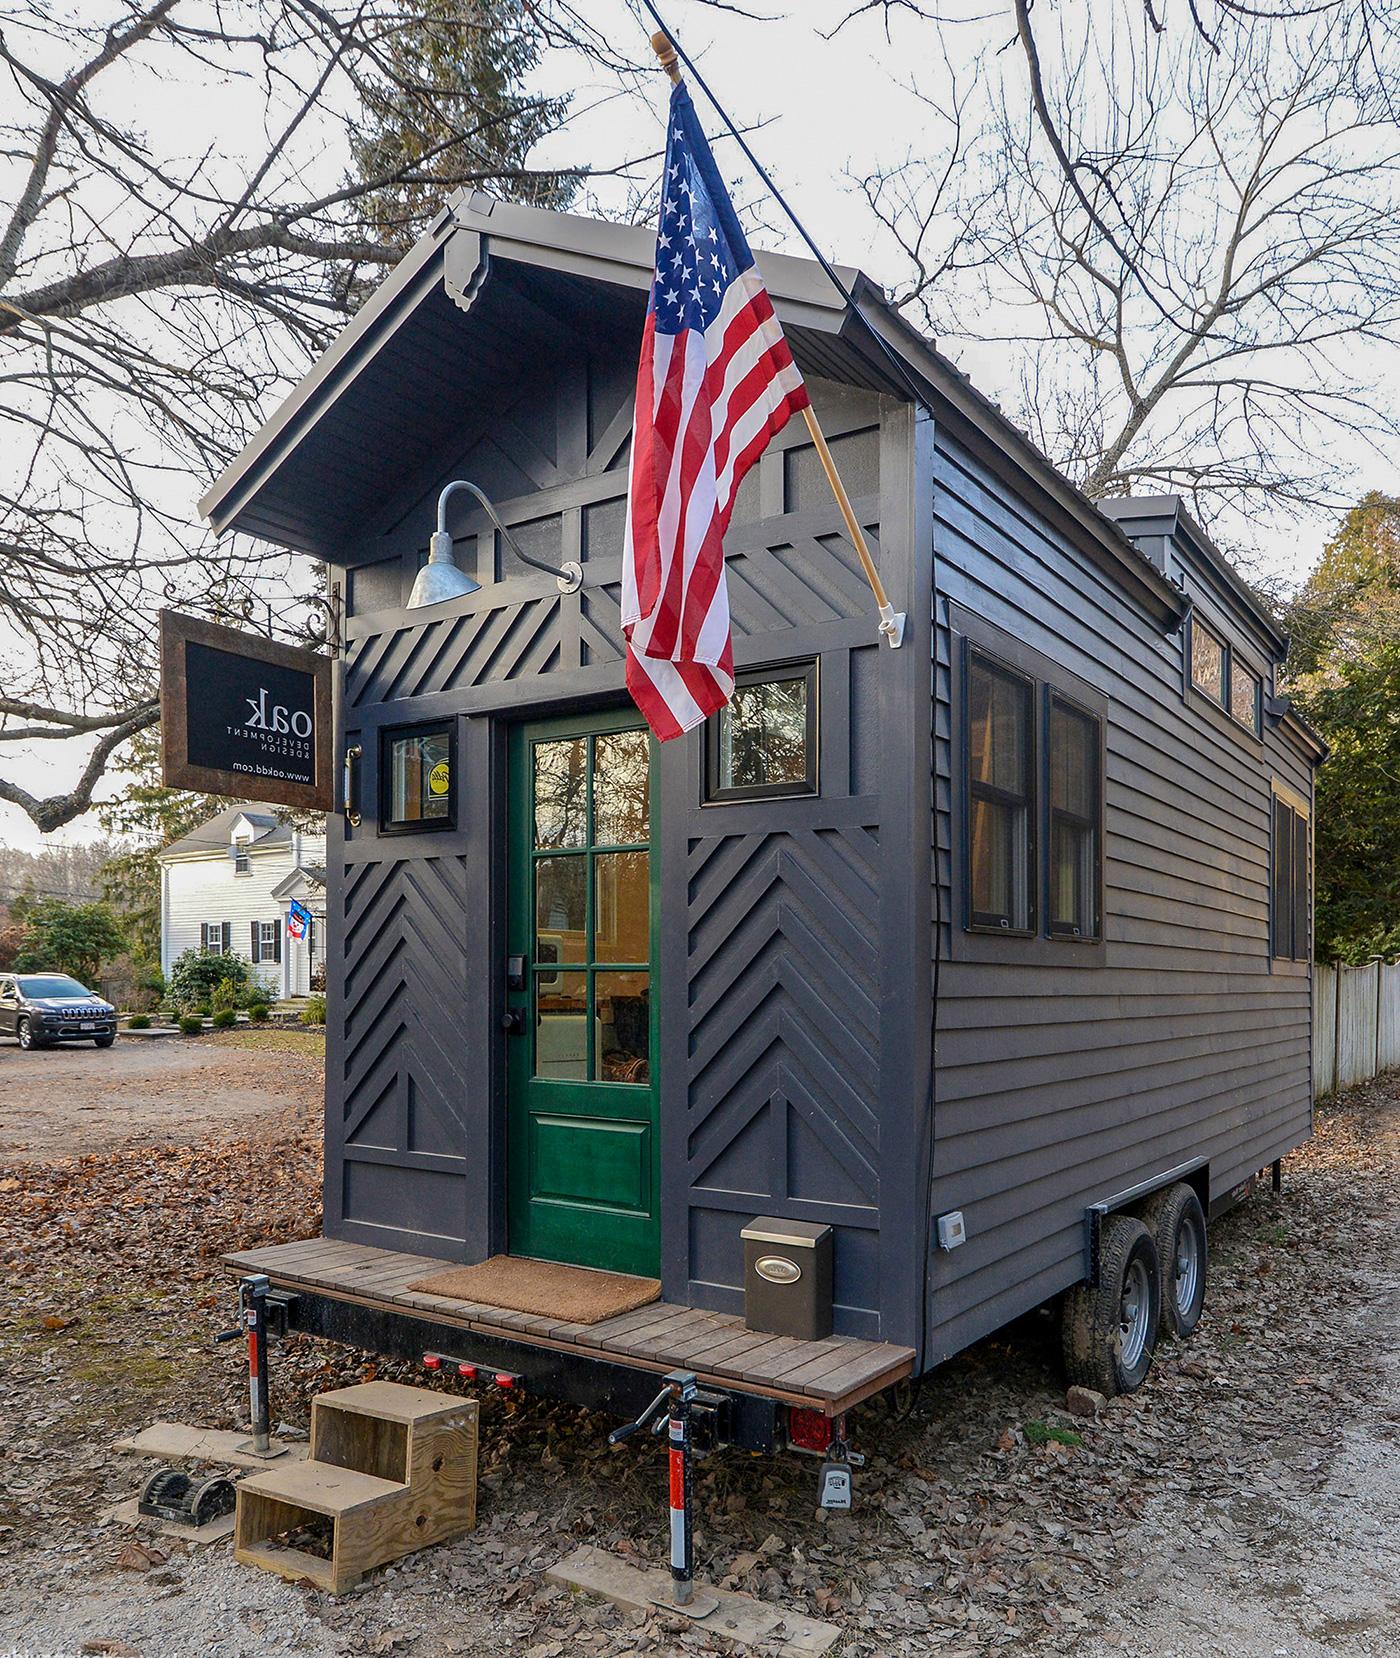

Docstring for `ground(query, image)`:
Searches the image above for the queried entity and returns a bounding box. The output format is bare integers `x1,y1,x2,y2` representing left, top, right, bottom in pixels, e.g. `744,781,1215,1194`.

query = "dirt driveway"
0,1030,324,1161
0,1048,1395,1658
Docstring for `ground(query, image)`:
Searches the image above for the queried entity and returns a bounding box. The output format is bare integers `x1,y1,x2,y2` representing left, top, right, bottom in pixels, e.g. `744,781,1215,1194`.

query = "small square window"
1191,621,1226,704
704,665,817,802
381,722,455,832
1230,662,1261,733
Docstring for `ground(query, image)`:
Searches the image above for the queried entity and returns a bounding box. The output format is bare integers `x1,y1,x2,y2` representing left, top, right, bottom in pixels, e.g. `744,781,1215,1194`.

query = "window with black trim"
1048,695,1101,939
1190,615,1261,735
251,920,280,964
1271,792,1310,961
381,722,455,831
966,651,1035,932
704,663,817,802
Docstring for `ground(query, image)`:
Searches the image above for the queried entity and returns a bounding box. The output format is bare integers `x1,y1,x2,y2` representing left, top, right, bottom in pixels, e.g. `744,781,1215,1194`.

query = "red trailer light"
787,1406,833,1453
457,1362,478,1380
493,1372,516,1390
422,1353,442,1371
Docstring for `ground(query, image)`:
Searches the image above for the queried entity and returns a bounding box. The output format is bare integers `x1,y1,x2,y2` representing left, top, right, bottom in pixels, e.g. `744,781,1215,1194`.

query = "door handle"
343,744,362,827
501,1008,526,1036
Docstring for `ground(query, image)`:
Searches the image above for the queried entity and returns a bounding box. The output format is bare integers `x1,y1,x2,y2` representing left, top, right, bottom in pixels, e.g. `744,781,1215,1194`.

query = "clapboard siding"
923,423,1313,1366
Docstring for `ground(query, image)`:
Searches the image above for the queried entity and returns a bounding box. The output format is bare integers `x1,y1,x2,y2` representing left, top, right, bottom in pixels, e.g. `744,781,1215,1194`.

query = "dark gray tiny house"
206,194,1322,1428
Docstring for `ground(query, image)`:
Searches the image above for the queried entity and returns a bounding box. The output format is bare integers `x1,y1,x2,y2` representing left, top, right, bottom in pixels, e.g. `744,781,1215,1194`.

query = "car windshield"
17,976,91,998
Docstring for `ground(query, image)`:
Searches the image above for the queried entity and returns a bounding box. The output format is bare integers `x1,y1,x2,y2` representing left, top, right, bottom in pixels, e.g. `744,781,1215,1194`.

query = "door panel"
507,711,660,1275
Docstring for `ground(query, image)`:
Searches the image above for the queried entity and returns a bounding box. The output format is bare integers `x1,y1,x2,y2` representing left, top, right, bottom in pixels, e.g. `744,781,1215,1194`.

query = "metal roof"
200,191,1206,630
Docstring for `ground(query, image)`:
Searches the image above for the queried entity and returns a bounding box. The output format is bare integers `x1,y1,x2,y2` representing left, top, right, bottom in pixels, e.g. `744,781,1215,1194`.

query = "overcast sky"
3,0,1391,853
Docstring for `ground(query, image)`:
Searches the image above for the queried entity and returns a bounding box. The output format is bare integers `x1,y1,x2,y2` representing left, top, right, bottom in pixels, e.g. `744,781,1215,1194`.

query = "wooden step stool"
234,1381,478,1594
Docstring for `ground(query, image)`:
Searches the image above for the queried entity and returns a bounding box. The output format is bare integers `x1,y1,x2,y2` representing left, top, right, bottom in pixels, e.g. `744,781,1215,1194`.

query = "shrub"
211,975,241,1014
248,1002,270,1023
301,995,327,1026
167,948,251,1012
127,1014,151,1030
178,1014,204,1035
193,1002,212,1018
211,1008,238,1029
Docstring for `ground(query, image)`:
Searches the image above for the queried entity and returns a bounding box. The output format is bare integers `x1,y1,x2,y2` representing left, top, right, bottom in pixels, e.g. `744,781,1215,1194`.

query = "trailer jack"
609,1369,732,1612
215,1274,296,1459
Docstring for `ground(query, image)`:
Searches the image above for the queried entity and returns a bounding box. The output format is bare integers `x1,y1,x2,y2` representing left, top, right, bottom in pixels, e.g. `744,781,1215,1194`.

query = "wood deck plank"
224,1241,913,1410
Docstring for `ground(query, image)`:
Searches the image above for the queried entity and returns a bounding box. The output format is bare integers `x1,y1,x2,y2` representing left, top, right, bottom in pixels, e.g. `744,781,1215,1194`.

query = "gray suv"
0,974,118,1049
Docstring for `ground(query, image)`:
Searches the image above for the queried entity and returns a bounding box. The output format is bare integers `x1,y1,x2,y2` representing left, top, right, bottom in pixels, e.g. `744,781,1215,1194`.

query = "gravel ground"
0,1044,1395,1658
0,1030,324,1161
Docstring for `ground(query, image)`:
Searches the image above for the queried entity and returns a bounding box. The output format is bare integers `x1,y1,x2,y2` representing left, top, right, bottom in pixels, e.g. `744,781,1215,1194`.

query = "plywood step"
235,1382,479,1594
238,1459,405,1517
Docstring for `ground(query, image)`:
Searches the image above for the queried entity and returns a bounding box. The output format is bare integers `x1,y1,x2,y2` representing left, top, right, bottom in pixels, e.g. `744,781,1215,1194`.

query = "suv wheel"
17,1017,42,1051
94,1035,115,1049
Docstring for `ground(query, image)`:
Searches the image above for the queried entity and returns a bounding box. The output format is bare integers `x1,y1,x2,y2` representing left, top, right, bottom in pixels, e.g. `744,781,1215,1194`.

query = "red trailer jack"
609,1369,702,1608
215,1273,285,1459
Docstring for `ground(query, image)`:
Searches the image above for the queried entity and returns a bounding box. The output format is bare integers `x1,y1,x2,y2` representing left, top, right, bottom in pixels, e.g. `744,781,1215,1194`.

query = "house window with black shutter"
1272,790,1311,962
202,921,229,955
965,650,1035,932
251,921,281,964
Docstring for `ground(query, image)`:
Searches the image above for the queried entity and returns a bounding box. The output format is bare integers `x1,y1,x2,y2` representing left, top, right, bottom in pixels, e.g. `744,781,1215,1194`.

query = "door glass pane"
535,856,587,966
534,738,587,848
594,851,649,964
596,972,649,1083
1050,702,1094,817
968,659,1028,792
535,971,587,1079
594,730,650,844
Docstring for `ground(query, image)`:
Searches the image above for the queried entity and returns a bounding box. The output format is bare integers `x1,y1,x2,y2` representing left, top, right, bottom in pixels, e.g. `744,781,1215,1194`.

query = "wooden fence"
1313,960,1400,1098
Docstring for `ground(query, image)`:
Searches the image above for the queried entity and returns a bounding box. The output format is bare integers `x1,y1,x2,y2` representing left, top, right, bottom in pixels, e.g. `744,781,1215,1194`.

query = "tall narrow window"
1191,620,1226,702
1048,696,1101,940
966,652,1034,931
1272,792,1310,961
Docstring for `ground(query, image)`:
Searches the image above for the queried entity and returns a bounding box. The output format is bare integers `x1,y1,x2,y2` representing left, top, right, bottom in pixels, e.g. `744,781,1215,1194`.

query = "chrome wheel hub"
1117,1257,1151,1370
1174,1219,1201,1314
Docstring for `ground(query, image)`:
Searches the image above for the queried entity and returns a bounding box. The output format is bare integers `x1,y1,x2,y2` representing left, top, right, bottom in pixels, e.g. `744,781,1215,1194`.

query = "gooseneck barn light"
407,479,584,609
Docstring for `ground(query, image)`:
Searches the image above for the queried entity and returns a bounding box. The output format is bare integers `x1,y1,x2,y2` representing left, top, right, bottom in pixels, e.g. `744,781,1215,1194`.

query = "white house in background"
158,804,327,999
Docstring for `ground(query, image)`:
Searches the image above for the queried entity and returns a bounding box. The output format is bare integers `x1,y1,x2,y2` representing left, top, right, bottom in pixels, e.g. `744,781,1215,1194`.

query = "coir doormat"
406,1255,661,1325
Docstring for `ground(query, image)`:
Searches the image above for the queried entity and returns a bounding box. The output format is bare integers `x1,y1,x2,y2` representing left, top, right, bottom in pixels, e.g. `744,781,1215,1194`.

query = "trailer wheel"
1062,1215,1160,1397
1140,1183,1207,1340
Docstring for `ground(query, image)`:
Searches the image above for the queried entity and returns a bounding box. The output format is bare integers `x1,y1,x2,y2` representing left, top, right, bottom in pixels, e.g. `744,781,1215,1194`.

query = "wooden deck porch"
225,1238,914,1415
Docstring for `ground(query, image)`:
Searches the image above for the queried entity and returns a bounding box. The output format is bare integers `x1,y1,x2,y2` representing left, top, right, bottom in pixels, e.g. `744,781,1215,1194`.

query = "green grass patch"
1023,1420,1083,1447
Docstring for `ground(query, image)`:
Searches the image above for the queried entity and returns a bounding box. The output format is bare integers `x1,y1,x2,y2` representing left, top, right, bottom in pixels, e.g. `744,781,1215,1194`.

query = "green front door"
506,710,660,1277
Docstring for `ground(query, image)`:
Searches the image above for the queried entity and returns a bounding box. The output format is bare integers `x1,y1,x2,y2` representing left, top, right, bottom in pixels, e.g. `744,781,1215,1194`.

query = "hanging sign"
287,899,312,942
159,611,333,811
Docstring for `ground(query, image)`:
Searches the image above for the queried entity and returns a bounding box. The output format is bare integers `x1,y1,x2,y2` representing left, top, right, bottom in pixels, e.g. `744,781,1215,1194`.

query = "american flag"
622,83,809,741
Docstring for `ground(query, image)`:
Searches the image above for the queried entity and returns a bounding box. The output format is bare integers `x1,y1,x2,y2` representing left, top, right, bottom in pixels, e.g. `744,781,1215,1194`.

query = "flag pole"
650,32,906,651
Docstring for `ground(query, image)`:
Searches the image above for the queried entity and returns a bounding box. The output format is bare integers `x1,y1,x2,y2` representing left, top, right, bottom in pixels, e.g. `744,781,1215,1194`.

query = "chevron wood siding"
681,818,884,1335
324,345,933,1346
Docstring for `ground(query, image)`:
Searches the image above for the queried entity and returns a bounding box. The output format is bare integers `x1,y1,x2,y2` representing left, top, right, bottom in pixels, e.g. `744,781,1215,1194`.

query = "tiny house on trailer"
208,194,1323,1459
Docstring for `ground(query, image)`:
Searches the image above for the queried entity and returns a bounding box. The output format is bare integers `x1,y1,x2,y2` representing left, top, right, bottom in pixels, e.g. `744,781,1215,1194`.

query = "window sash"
966,652,1035,932
1271,795,1310,961
380,722,455,832
704,663,818,803
1047,696,1101,940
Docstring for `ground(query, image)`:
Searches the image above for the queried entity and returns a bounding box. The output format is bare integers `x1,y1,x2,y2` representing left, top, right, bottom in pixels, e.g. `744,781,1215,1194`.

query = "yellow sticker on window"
428,761,450,796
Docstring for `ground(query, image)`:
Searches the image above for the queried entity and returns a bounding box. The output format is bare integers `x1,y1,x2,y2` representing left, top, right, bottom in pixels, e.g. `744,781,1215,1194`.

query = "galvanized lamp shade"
408,479,582,610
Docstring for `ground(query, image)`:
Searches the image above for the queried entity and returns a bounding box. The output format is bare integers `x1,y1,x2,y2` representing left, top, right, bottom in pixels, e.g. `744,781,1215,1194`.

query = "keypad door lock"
506,954,526,992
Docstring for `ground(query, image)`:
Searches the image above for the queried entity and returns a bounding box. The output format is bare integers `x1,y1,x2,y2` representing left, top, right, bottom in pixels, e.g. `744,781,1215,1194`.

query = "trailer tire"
1140,1183,1207,1340
1062,1215,1160,1398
